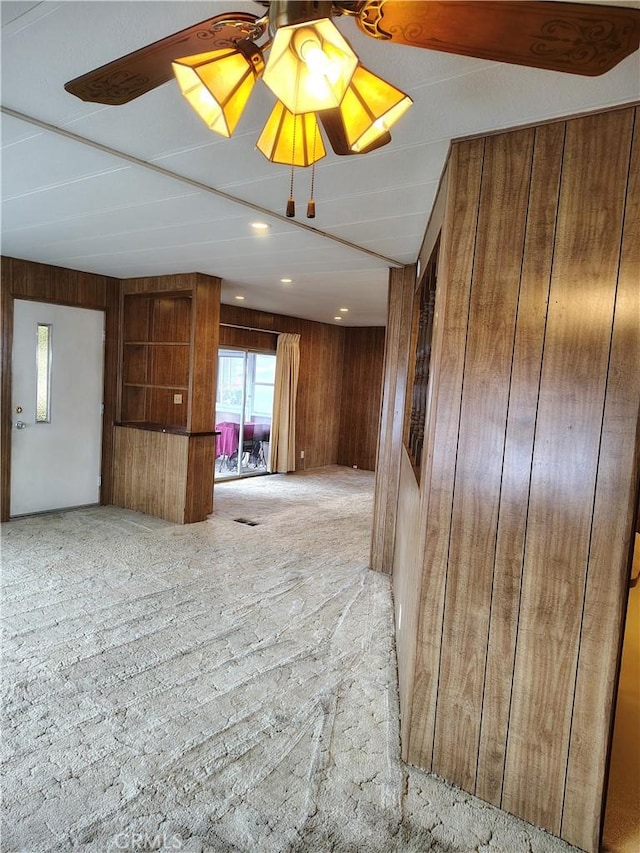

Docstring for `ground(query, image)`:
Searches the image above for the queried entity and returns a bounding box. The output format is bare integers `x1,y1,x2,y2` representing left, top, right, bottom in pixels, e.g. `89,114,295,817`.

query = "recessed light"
339,307,349,312
280,278,292,283
334,316,343,321
251,221,270,231
235,295,245,301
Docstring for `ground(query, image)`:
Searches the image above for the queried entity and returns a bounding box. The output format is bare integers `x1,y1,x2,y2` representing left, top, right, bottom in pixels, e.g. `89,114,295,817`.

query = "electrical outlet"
173,393,183,404
300,450,305,459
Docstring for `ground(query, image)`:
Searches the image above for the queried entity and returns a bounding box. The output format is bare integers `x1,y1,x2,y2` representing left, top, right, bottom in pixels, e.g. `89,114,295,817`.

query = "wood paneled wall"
220,305,384,473
220,305,343,470
219,325,278,352
370,265,416,572
384,106,639,852
337,326,385,471
0,257,119,520
112,427,216,524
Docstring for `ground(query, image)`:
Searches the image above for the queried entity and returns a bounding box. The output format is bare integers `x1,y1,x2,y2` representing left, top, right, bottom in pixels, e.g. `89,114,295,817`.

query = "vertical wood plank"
408,138,484,767
100,277,120,506
432,129,534,791
562,107,639,852
112,426,189,524
338,326,385,471
393,449,423,753
370,264,416,574
398,164,449,753
475,121,565,805
189,275,221,433
185,435,216,522
502,108,634,837
219,326,277,351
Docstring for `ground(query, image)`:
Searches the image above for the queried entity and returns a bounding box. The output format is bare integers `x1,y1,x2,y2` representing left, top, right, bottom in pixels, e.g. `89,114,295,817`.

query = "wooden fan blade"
64,13,267,105
354,1,640,76
319,111,392,155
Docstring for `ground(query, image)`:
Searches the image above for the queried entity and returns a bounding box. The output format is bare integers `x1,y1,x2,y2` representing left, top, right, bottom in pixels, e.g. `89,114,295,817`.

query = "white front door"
10,299,104,516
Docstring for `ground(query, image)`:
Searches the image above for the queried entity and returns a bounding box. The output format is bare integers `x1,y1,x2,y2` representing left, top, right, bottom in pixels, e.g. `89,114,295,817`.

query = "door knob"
14,420,26,429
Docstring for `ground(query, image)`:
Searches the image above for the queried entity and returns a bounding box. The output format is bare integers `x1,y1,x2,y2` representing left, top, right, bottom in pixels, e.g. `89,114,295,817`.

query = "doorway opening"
215,348,276,481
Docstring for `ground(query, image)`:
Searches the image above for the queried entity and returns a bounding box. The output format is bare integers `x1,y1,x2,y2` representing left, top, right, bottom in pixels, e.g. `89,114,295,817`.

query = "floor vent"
233,517,259,526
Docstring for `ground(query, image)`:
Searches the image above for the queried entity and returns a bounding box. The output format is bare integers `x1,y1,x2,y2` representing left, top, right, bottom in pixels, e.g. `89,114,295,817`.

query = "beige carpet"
2,466,580,852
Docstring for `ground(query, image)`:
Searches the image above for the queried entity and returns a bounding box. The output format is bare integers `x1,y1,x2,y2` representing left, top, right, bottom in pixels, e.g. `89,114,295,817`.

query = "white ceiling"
1,1,639,326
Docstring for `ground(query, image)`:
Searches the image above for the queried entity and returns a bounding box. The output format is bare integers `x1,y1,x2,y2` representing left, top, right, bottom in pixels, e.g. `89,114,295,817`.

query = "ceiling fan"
64,1,639,213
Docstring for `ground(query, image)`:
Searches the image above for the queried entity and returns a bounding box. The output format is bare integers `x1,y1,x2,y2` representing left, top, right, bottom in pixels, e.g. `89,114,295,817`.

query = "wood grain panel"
502,108,634,836
297,320,344,470
432,129,534,791
337,326,385,471
407,138,484,767
152,296,191,343
112,425,189,524
123,344,149,385
0,257,119,520
147,387,188,427
562,107,640,852
475,120,565,806
121,385,146,422
8,257,114,309
101,279,120,507
393,449,423,751
370,265,415,574
149,345,190,387
219,325,277,352
393,163,449,749
121,274,194,294
123,296,151,341
185,435,216,522
188,276,221,433
417,157,450,274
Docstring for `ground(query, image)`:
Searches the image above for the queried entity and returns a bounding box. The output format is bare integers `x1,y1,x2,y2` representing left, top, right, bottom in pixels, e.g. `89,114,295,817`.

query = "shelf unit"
121,293,192,428
113,274,221,523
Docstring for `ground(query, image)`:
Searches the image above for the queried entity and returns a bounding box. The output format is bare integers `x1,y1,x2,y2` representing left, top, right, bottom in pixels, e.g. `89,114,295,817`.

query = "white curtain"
269,333,300,473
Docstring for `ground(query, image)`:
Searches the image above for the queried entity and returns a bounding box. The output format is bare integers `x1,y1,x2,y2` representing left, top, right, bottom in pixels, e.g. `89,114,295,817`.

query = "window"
215,348,276,480
216,353,245,411
405,239,439,481
36,323,52,423
252,354,276,415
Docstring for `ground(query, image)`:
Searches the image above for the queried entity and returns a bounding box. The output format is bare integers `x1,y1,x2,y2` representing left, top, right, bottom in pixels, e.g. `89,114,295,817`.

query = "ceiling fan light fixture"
256,100,326,166
333,64,413,153
263,18,358,114
172,40,264,137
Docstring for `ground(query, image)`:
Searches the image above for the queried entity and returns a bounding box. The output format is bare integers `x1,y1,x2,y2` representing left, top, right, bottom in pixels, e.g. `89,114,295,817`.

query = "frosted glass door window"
35,323,52,423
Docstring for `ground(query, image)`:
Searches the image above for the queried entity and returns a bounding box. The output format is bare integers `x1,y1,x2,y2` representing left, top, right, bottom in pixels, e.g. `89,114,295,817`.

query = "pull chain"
307,121,318,219
286,113,297,218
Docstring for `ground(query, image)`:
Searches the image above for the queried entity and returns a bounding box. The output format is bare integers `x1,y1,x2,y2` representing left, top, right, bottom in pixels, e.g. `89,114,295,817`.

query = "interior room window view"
1,2,639,853
215,349,276,479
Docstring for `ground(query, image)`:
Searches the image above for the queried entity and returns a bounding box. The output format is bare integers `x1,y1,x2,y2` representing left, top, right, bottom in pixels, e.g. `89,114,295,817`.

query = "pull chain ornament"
307,121,318,219
286,112,296,217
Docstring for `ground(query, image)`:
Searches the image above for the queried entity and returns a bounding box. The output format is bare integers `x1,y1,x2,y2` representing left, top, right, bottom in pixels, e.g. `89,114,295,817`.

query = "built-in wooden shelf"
114,275,221,524
116,421,219,437
121,293,192,428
